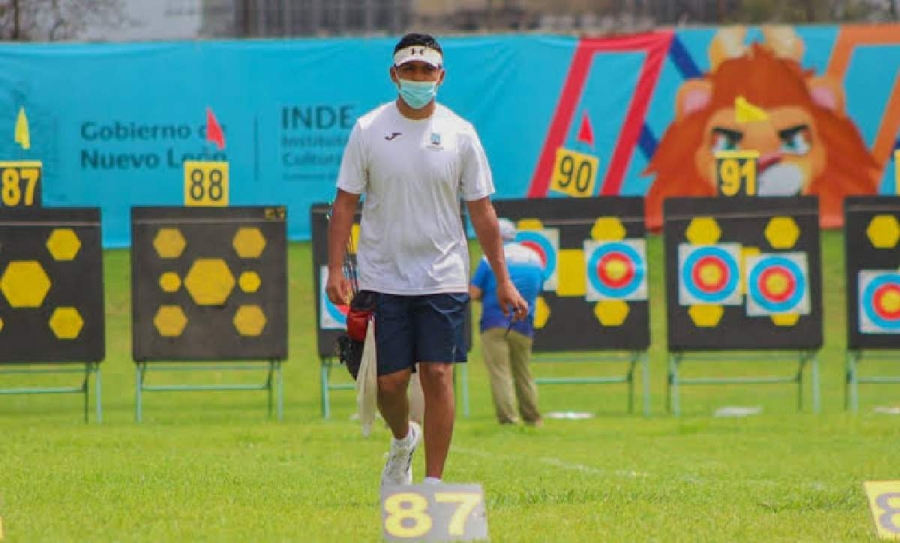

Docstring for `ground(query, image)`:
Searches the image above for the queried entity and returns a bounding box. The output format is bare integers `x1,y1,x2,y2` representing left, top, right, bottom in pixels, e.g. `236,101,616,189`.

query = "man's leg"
408,366,425,425
508,331,541,424
418,362,455,479
412,292,468,481
480,328,519,424
378,368,412,439
375,293,421,487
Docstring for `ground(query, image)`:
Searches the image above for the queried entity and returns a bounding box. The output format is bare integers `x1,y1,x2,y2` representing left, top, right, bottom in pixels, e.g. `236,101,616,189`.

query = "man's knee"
418,363,455,391
378,370,411,397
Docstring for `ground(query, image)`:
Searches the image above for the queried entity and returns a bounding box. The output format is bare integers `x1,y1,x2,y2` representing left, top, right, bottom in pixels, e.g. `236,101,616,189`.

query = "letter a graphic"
15,107,30,150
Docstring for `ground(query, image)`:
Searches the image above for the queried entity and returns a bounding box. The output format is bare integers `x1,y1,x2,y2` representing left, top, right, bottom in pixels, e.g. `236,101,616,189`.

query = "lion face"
644,37,879,230
696,105,826,196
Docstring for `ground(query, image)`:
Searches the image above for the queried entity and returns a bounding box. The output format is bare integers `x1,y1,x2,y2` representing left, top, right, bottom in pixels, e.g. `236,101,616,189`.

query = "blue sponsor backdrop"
0,37,574,246
0,28,897,245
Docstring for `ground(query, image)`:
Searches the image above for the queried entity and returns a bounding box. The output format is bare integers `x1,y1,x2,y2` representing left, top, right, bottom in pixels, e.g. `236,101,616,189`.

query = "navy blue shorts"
374,292,469,376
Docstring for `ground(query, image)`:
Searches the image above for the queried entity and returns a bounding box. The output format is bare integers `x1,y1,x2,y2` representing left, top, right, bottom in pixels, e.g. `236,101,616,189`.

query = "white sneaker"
381,421,421,488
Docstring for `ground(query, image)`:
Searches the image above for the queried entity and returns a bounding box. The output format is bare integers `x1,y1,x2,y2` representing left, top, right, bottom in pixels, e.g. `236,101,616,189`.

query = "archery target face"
859,270,900,334
584,239,647,301
745,253,810,316
515,228,559,291
678,243,742,306
319,266,348,330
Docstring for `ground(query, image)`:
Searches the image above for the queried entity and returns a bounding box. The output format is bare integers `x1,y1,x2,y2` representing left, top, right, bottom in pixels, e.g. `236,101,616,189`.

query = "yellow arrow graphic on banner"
15,107,30,150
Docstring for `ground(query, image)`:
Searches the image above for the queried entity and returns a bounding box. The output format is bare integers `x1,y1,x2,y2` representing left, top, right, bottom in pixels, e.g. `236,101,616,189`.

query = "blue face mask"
398,79,438,109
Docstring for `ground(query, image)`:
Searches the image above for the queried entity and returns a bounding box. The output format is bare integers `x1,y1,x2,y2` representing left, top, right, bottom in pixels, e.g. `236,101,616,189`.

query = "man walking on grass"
326,32,528,488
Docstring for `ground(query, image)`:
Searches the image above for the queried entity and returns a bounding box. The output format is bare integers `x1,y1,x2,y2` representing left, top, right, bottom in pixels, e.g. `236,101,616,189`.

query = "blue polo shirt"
471,243,545,337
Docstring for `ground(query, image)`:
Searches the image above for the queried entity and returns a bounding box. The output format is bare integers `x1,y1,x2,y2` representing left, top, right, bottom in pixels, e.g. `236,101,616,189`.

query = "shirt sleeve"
459,126,495,201
336,122,367,194
471,257,490,288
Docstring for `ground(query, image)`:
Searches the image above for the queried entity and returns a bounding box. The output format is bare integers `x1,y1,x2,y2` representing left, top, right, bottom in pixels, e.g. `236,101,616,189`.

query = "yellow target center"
882,290,900,313
605,259,628,282
765,272,789,296
699,264,722,287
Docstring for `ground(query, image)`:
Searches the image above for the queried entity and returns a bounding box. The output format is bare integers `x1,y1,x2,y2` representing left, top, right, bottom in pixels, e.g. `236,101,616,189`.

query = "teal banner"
1,27,899,245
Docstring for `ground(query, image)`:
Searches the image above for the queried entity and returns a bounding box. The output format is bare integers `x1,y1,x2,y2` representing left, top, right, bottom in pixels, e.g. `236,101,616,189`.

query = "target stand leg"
641,351,650,417
321,358,332,419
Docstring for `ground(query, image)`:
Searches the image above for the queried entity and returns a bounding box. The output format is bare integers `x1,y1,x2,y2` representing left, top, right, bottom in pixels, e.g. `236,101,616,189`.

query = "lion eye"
778,125,811,155
711,128,742,152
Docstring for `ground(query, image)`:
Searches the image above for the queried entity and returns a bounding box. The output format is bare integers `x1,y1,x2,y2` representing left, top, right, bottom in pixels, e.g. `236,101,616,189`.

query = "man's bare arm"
326,189,360,304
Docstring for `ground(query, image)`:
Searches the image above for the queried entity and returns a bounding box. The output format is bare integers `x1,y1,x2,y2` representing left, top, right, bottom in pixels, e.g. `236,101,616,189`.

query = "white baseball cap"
393,45,443,68
498,218,517,241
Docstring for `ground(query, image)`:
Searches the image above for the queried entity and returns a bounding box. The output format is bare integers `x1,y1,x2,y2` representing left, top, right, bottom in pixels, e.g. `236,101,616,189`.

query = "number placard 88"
184,161,229,207
0,161,42,207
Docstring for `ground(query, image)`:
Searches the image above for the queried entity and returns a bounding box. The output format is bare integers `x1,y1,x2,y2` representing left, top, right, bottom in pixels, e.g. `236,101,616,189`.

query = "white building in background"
79,0,202,41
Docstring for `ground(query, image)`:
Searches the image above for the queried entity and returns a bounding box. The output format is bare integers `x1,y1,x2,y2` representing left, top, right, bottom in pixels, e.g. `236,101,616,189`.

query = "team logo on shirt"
429,132,443,150
384,132,401,141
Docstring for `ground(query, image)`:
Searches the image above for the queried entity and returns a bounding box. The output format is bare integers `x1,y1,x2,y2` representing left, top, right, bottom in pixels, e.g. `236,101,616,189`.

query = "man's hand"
496,279,528,321
326,267,353,306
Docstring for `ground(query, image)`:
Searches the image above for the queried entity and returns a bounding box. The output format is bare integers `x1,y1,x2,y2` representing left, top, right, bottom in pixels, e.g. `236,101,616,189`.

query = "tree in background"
0,0,126,41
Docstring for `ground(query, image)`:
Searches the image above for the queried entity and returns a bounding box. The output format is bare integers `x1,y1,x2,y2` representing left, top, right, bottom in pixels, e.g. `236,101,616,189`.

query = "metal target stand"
666,350,820,416
0,362,102,423
534,351,650,415
135,360,283,422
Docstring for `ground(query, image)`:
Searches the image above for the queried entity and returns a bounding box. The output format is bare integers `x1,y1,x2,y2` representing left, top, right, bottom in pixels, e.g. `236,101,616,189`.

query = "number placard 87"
550,148,599,198
382,484,488,542
184,161,229,207
0,161,42,208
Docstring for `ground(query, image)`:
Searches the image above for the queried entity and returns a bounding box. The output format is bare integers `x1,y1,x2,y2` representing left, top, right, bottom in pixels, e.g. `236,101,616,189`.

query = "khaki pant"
480,328,541,424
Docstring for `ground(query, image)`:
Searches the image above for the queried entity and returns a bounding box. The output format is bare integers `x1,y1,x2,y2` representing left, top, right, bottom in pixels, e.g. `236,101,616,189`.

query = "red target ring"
757,266,797,304
597,251,635,289
691,256,729,293
873,283,900,321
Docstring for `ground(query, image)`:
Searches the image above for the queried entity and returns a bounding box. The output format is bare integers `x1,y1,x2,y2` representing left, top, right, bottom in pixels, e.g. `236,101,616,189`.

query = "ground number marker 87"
383,491,482,539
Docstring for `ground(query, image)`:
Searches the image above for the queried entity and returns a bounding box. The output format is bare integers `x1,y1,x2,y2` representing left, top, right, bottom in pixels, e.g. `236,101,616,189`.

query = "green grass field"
1,231,898,542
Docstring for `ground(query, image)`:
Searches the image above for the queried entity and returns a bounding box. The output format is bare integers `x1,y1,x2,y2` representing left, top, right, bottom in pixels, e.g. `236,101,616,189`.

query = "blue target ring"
516,230,557,281
681,246,740,304
587,242,644,299
747,255,806,313
862,273,900,331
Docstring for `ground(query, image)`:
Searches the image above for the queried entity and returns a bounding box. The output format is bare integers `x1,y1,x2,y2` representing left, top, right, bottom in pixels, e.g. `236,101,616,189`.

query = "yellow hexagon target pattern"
153,228,187,259
771,313,800,327
1,260,51,308
764,217,801,249
688,304,724,327
594,300,629,327
234,304,267,336
685,217,722,245
534,296,550,328
48,307,84,339
184,258,235,306
154,305,188,337
159,272,182,293
239,271,262,293
46,228,82,261
866,215,900,249
233,227,267,258
590,217,626,241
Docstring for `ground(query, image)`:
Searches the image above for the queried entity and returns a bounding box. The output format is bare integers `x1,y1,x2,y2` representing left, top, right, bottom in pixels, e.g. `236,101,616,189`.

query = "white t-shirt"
336,101,494,295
